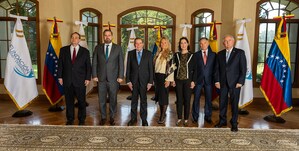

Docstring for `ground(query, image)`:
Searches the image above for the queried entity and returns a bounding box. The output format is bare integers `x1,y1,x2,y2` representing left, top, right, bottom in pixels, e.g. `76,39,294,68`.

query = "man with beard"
92,29,124,126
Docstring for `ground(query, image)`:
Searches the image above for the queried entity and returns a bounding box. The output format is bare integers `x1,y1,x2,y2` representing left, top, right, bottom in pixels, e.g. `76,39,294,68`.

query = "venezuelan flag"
260,16,293,116
152,26,164,56
42,18,64,105
209,21,220,102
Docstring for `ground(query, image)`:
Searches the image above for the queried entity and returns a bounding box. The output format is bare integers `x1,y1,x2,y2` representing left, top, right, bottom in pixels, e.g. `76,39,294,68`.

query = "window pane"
82,15,88,22
258,43,265,62
121,28,145,54
163,28,172,45
289,23,298,43
256,63,264,83
290,44,297,62
93,16,98,23
259,23,267,42
195,12,212,24
1,60,6,78
0,41,8,59
87,26,93,41
148,28,156,51
267,23,276,42
93,27,98,41
0,6,6,16
0,21,7,40
121,10,172,26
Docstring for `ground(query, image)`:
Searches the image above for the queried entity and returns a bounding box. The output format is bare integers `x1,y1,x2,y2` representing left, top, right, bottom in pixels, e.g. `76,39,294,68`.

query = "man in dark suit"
58,32,91,125
192,37,217,124
92,29,124,126
214,34,247,132
126,38,153,126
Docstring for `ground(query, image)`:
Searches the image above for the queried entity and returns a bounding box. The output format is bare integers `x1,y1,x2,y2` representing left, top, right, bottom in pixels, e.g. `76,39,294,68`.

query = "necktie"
137,51,141,65
72,47,76,64
226,51,230,63
203,50,207,65
105,45,109,60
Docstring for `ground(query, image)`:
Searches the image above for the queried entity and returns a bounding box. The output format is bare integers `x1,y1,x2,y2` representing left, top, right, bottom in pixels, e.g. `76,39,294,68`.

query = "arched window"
253,0,299,87
191,9,214,52
80,8,102,60
0,0,40,83
118,6,175,53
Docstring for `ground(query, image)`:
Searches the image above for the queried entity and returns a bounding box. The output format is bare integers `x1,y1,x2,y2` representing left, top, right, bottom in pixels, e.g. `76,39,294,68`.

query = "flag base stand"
126,95,132,100
12,110,33,117
263,115,286,123
48,105,65,112
238,109,249,115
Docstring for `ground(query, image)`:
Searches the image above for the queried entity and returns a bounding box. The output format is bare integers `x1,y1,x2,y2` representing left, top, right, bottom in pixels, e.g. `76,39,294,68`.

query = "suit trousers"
192,83,213,121
64,84,86,122
98,81,119,119
175,79,192,120
219,83,241,126
131,81,148,121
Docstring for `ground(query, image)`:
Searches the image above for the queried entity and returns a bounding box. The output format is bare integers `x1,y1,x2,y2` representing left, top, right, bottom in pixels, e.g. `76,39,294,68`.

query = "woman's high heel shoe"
176,119,182,126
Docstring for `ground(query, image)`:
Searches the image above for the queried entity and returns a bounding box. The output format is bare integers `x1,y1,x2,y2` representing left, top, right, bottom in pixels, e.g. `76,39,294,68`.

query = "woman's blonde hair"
157,36,172,61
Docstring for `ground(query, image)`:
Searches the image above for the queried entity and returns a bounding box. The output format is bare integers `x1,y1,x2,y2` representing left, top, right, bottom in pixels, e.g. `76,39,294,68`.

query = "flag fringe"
260,86,293,116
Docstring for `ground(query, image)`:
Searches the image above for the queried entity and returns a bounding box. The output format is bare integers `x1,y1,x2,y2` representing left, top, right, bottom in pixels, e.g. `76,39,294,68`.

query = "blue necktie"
105,45,109,60
137,51,141,65
226,51,230,63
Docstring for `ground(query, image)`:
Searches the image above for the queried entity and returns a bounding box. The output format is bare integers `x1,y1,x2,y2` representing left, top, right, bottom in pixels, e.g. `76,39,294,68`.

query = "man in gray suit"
92,29,124,126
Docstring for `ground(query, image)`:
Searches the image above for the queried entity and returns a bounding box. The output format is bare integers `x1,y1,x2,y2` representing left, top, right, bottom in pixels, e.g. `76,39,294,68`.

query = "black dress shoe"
191,117,198,123
231,125,238,132
110,118,115,126
142,120,148,126
127,119,137,126
78,121,85,125
204,117,212,124
214,122,227,128
66,121,74,125
99,119,106,126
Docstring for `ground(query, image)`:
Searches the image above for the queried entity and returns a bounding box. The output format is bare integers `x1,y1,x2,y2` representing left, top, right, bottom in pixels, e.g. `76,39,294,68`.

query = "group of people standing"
57,29,246,132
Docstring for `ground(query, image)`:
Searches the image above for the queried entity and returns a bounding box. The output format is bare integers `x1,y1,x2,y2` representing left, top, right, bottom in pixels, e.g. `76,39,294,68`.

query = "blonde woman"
153,37,175,124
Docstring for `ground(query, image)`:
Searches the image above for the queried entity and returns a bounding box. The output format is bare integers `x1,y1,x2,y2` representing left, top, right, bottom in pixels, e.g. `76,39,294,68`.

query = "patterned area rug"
0,124,298,150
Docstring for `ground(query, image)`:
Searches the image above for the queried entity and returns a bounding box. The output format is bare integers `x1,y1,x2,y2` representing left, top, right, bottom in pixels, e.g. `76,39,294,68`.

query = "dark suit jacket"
126,49,153,86
57,45,91,87
195,49,217,85
173,52,197,83
215,47,247,88
92,43,124,82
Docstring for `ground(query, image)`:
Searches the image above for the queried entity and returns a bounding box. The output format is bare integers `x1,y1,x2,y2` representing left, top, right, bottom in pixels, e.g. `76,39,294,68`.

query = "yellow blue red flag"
42,17,64,105
260,15,293,116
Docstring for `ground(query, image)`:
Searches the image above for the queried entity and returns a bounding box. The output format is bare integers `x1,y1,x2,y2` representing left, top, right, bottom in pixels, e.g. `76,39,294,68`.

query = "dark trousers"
192,83,212,121
175,79,192,120
155,73,169,105
219,83,241,126
64,84,86,122
98,81,119,119
131,81,148,121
